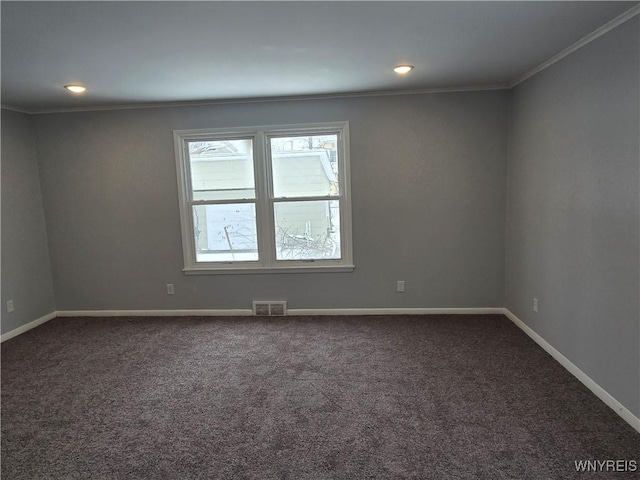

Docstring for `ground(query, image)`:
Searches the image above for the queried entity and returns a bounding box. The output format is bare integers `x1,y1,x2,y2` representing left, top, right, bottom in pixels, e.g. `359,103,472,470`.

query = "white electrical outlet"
397,280,405,293
6,300,15,313
533,298,539,313
167,284,174,295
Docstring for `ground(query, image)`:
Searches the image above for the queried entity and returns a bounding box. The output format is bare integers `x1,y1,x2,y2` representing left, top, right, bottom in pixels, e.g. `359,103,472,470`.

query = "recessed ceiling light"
64,85,87,94
393,65,414,75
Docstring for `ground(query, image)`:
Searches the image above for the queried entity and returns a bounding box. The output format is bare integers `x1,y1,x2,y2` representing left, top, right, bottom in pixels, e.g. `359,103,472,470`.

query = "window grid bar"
271,195,343,204
189,198,257,206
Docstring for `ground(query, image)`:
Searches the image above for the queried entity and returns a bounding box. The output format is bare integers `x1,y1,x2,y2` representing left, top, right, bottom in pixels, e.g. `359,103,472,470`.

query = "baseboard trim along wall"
56,309,255,317
503,308,640,434
1,311,57,343
55,307,504,317
288,307,504,316
1,307,501,339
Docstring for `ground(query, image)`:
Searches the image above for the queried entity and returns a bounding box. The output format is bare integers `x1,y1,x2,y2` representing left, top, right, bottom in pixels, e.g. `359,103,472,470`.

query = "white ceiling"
1,1,637,113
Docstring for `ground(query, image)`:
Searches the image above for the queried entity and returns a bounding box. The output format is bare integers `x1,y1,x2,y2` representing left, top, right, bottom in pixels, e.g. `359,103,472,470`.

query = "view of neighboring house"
189,138,340,262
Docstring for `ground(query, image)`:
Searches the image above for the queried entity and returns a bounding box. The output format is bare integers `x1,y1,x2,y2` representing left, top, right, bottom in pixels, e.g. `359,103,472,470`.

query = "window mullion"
254,131,275,267
264,132,277,266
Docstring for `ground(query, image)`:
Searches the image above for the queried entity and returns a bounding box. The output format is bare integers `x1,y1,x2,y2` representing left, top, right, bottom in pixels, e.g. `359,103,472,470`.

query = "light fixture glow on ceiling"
393,65,414,75
64,85,87,94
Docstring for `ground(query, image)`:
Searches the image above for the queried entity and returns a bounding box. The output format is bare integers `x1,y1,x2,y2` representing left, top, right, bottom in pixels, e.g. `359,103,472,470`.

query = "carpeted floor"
1,314,638,479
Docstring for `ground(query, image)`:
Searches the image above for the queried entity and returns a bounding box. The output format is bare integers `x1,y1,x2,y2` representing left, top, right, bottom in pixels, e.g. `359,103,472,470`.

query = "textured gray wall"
1,109,56,334
35,91,508,311
506,18,639,417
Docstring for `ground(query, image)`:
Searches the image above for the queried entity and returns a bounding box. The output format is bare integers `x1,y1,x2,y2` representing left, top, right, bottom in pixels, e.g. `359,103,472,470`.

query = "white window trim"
173,122,354,274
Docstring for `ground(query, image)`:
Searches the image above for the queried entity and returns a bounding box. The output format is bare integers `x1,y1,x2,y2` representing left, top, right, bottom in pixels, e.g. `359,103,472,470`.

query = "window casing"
174,122,353,274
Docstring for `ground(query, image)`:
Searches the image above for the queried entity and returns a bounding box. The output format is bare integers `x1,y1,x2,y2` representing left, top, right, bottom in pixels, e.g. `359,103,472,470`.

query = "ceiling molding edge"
509,4,640,88
0,103,32,114
21,84,510,116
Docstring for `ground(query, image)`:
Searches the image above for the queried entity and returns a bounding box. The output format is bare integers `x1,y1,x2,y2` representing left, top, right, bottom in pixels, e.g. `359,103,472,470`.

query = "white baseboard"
288,307,504,316
0,308,501,342
57,307,503,317
1,311,57,343
503,308,640,434
56,309,253,317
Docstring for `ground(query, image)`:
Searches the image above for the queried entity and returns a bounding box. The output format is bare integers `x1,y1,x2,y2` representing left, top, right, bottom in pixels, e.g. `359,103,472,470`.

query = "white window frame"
174,122,354,274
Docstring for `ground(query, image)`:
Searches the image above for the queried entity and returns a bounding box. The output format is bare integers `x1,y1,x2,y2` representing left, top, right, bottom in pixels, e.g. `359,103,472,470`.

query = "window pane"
188,139,255,201
274,200,341,260
270,134,339,198
193,204,259,262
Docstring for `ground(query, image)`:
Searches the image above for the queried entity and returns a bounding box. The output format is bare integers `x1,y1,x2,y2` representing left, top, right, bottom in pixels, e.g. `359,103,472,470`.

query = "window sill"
183,265,355,275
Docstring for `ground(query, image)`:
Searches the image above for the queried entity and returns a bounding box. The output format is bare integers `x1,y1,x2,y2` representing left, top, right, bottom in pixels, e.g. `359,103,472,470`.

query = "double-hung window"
174,122,353,273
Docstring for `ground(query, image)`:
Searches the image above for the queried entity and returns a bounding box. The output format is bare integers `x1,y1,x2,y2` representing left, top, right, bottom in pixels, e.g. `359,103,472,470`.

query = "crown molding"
0,104,32,114
510,4,640,88
14,84,509,116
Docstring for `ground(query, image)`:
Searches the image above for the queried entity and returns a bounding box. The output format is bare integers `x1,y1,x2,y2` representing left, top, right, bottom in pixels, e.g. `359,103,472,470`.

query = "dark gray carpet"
2,314,638,479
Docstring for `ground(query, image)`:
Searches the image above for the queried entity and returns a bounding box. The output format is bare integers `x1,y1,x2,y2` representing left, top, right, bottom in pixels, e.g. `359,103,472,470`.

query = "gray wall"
34,91,508,311
3,17,638,419
1,109,56,334
506,18,639,417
